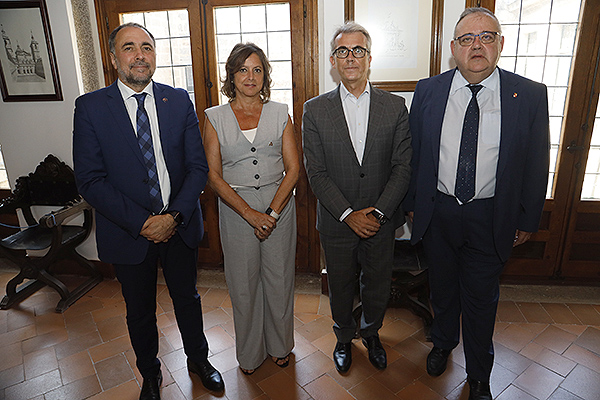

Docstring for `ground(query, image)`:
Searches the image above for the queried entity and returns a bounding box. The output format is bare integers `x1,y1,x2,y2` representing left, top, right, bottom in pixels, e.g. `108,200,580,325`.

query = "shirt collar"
117,79,154,101
450,68,499,95
340,81,370,100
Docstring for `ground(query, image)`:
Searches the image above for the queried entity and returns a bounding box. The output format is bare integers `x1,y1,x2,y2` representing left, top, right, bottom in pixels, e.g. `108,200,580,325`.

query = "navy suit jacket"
405,68,549,261
73,81,208,265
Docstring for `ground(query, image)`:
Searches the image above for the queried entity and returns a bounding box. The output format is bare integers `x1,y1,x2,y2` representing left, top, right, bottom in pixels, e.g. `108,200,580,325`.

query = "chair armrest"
40,197,92,228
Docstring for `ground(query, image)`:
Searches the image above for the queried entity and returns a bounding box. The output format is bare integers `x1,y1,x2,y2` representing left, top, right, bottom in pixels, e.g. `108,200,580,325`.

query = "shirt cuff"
340,207,353,222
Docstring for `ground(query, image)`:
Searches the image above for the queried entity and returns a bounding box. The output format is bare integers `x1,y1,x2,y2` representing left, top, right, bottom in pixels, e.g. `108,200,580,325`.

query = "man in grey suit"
302,22,412,373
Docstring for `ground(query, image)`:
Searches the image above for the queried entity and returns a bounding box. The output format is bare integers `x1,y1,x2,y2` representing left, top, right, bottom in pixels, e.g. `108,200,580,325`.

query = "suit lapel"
497,69,520,179
430,71,454,168
106,82,145,166
363,84,384,162
325,85,360,166
153,82,170,164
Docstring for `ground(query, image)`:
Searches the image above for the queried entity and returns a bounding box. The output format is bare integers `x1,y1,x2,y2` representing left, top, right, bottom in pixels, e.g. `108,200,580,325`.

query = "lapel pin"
513,92,518,98
162,97,168,102
268,142,273,146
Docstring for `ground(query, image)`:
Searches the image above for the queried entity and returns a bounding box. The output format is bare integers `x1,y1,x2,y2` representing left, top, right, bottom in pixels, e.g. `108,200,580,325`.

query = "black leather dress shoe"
333,342,352,372
362,336,387,370
139,369,162,400
468,377,492,400
426,347,452,376
187,359,225,392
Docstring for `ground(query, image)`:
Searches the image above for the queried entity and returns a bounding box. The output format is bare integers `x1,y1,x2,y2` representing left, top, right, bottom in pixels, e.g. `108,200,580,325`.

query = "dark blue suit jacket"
73,81,208,265
405,68,549,261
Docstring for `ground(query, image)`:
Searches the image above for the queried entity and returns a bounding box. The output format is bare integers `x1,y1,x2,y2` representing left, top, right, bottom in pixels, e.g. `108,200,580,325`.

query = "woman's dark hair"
221,43,272,103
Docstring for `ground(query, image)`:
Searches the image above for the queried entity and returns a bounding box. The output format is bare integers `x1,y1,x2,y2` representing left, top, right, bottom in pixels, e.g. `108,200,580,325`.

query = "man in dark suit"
405,8,549,400
73,23,224,400
303,22,412,373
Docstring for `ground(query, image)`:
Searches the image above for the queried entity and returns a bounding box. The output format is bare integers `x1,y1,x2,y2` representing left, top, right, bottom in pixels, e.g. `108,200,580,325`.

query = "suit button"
251,147,256,152
255,174,260,179
360,173,365,178
253,160,258,165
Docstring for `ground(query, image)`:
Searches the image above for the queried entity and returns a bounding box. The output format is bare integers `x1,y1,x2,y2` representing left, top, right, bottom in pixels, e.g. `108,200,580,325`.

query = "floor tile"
349,375,400,400
304,374,355,400
573,326,600,355
44,375,102,400
534,325,578,354
562,343,600,373
257,370,311,400
58,350,96,385
541,303,581,325
23,347,58,380
495,384,538,400
559,364,600,400
513,363,563,399
4,369,62,400
567,304,600,326
95,353,135,391
517,302,554,324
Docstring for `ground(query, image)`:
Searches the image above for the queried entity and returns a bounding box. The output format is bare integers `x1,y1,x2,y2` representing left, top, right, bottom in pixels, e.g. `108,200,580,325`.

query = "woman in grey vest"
203,43,299,375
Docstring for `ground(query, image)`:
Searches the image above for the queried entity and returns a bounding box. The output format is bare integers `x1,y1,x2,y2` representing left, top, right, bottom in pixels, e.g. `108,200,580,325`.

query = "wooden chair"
0,155,102,312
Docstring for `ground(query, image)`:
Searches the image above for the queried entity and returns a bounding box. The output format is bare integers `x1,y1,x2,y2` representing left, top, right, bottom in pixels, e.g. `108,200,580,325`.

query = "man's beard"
117,60,153,87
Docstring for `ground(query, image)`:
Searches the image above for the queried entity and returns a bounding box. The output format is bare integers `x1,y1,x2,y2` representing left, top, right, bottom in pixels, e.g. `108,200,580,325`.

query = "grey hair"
454,7,502,38
108,22,155,54
330,21,372,54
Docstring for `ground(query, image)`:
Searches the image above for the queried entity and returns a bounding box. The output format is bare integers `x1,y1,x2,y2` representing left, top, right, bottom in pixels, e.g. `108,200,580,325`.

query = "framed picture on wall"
0,0,63,102
344,0,444,91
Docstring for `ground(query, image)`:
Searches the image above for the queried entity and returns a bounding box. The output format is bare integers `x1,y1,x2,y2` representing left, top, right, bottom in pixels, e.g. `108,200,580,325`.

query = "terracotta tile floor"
1,265,599,400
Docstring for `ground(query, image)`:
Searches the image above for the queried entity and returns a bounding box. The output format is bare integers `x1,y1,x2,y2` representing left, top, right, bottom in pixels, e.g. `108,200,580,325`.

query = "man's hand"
344,207,381,239
140,214,177,243
513,230,532,247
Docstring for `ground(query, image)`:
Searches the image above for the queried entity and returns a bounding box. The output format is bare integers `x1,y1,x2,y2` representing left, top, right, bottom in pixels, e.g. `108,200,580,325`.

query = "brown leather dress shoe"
139,369,162,400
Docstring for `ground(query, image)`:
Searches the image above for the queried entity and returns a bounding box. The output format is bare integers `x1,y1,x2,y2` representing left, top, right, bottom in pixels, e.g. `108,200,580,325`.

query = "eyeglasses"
332,46,370,59
454,31,500,47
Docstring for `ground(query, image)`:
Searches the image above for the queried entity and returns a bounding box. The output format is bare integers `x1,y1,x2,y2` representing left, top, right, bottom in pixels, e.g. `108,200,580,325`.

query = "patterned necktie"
133,93,163,214
455,84,483,204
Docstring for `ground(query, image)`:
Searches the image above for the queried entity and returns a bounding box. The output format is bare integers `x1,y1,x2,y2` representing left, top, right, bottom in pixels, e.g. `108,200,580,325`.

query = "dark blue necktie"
455,84,483,204
133,93,163,214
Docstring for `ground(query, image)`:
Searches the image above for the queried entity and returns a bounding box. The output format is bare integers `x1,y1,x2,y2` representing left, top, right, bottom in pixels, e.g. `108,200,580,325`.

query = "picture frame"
0,0,63,101
344,0,443,92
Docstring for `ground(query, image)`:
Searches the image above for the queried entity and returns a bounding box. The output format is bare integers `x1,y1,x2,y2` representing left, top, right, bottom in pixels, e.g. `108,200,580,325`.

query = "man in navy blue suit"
405,8,549,400
73,23,223,400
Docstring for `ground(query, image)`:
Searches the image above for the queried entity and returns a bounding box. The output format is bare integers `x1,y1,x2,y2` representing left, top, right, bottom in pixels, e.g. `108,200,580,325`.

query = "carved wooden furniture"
0,155,102,312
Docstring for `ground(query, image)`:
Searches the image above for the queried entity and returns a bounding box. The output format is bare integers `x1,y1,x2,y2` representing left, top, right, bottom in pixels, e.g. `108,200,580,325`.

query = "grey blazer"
302,84,412,237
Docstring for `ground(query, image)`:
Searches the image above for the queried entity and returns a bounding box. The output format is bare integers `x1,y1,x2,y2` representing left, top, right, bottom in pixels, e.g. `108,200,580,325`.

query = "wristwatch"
167,210,183,226
265,207,280,221
369,209,387,225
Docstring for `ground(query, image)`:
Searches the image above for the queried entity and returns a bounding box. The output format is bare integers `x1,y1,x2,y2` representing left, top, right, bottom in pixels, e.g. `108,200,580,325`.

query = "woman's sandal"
240,367,255,375
271,355,290,368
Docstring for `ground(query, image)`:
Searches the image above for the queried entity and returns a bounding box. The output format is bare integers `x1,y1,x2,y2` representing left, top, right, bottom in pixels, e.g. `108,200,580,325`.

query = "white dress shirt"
438,69,501,203
117,79,171,212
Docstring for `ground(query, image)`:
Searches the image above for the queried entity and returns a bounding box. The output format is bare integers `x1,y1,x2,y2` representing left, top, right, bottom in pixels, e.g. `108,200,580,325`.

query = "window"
121,10,195,104
0,145,9,189
496,0,583,198
213,3,293,115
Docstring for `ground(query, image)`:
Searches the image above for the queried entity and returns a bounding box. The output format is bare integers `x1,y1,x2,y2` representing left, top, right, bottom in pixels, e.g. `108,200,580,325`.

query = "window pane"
551,0,582,23
515,56,544,82
546,24,577,56
547,87,567,116
501,26,519,57
517,24,549,56
215,7,240,34
121,13,143,25
154,67,174,86
240,5,266,32
144,11,169,38
549,116,562,145
267,32,291,61
155,39,172,67
217,34,242,62
171,37,192,65
543,56,572,86
582,104,600,199
498,56,516,73
241,33,268,50
521,0,551,23
169,10,189,37
267,3,290,31
271,61,292,88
